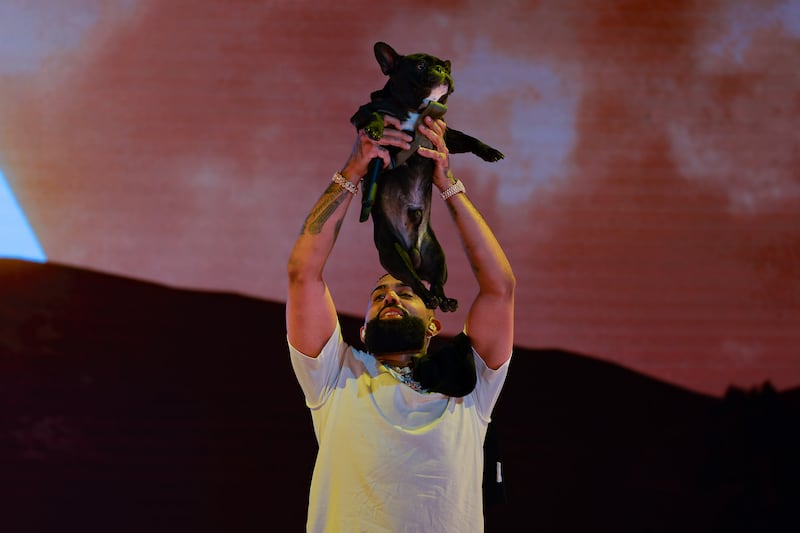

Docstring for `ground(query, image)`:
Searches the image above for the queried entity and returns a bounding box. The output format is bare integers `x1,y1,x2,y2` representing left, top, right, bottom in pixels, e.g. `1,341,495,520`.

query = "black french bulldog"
350,42,504,313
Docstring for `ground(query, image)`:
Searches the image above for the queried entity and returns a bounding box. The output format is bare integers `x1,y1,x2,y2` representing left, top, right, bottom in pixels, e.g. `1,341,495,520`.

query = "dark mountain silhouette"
1,259,797,532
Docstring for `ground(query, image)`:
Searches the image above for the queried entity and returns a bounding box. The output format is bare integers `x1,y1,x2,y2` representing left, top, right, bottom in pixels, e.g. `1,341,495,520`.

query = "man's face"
361,274,437,355
366,274,431,323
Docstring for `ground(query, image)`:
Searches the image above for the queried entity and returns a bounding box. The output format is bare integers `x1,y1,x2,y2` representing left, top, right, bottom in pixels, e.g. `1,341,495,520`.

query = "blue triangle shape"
0,168,46,262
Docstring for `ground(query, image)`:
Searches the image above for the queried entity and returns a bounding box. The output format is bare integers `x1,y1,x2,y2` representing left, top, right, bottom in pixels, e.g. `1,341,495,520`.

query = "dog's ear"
374,42,401,76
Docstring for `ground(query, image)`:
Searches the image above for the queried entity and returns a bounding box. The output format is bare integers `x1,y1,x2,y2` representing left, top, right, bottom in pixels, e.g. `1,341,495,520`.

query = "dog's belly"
377,166,431,254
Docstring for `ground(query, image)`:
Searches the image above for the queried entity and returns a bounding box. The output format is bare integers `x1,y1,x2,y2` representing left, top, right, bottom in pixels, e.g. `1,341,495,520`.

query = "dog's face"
374,42,454,110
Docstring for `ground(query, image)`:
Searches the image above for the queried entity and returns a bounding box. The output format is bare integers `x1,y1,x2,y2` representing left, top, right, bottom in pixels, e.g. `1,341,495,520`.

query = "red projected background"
1,0,798,396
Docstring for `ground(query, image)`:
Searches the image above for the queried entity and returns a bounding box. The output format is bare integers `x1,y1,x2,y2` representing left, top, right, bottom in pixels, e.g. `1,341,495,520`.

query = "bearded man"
286,114,515,532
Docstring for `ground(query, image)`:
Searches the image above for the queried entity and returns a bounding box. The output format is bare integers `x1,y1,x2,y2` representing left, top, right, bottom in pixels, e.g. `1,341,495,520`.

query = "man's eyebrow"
370,284,388,296
370,283,413,296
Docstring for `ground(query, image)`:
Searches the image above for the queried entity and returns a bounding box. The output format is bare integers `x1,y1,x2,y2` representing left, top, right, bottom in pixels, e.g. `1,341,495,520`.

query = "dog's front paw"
365,112,384,140
365,124,383,140
478,145,504,163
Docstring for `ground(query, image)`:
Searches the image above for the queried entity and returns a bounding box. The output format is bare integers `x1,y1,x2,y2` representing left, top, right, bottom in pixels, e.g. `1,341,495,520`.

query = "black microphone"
359,157,383,223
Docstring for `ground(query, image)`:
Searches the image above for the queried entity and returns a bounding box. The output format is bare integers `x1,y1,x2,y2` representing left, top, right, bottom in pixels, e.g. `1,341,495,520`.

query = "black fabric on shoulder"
413,332,477,397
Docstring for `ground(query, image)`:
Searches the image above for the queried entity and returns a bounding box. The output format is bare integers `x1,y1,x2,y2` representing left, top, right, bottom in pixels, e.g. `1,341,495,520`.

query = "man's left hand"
417,116,457,191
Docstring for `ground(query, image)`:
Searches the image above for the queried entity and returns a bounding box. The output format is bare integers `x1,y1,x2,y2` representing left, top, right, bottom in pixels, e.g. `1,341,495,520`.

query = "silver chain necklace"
383,363,426,392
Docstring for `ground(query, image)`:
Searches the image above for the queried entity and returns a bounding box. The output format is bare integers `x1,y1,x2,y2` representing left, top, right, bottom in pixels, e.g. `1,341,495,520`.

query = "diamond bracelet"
440,179,465,201
332,172,358,194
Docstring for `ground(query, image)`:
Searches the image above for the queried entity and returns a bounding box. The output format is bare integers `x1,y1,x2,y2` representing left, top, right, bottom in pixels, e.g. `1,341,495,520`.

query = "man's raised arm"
417,117,516,370
286,119,412,356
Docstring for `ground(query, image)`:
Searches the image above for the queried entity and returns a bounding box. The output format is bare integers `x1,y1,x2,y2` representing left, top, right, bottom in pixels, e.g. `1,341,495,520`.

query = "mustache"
380,303,407,316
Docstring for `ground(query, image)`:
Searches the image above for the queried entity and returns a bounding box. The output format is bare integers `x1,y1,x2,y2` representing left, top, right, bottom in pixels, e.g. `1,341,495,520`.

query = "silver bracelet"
440,179,465,201
332,172,358,194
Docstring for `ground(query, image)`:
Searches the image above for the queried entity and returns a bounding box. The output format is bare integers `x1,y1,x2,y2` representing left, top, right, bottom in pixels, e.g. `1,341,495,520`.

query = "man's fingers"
416,146,433,159
423,116,446,136
419,117,446,144
368,144,392,168
384,115,404,129
381,145,393,164
358,127,410,151
378,129,412,150
417,146,447,161
418,124,445,152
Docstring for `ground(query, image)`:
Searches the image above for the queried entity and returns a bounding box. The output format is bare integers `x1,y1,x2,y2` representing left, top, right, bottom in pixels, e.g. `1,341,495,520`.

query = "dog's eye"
416,61,426,71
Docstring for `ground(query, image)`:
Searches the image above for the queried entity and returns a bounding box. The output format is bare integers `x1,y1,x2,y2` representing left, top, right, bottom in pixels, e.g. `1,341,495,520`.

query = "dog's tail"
408,207,424,269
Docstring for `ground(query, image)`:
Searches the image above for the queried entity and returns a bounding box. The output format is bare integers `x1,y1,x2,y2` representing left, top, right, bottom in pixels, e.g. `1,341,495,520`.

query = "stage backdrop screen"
1,0,798,396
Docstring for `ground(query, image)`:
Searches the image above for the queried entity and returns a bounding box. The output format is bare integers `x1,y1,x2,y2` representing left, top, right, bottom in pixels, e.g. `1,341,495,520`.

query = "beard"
363,312,428,356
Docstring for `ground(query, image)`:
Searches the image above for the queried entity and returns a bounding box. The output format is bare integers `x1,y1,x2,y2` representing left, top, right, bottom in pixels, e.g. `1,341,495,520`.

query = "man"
286,114,515,532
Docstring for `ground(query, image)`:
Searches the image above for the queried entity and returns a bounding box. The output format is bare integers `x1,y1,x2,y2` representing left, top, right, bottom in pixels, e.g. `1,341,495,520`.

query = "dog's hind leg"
419,229,458,312
393,241,442,310
376,240,441,310
429,282,457,313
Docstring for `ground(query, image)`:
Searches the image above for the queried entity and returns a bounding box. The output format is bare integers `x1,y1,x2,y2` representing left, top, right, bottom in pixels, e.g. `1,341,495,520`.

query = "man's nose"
384,291,400,305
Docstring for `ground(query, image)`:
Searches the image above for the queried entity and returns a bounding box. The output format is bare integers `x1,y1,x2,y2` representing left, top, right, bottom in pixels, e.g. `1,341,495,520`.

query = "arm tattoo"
301,184,348,236
333,218,344,241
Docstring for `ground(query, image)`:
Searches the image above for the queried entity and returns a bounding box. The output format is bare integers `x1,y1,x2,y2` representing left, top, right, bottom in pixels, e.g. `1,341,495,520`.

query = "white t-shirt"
288,322,511,533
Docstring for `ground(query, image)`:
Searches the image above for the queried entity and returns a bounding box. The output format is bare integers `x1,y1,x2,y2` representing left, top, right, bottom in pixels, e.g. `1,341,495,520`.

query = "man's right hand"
341,115,412,180
286,115,411,357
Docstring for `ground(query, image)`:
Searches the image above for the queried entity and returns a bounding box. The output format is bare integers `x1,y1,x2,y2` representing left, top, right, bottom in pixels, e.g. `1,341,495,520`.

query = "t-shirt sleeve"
287,322,348,409
472,348,512,422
